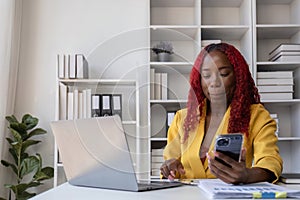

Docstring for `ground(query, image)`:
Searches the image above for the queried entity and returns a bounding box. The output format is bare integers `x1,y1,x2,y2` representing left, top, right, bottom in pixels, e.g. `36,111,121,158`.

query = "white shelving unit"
53,78,140,187
253,0,300,174
148,0,300,179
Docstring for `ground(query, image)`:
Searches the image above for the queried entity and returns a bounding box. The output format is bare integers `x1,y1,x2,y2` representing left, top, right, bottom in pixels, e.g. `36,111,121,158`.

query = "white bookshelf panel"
278,141,300,173
201,0,251,26
256,0,300,25
150,28,200,62
150,0,199,25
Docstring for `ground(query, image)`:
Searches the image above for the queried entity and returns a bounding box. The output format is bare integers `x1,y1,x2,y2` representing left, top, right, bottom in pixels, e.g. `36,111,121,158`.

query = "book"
112,94,122,118
73,89,79,119
86,89,92,118
78,92,83,119
75,54,89,79
269,43,300,59
260,92,293,100
91,94,101,117
154,73,161,100
100,94,112,116
269,51,300,61
280,173,300,184
257,85,293,93
59,83,68,120
257,78,294,86
57,54,65,78
198,179,300,199
69,54,76,79
161,73,168,100
273,55,300,62
257,71,293,79
67,91,74,120
150,68,155,100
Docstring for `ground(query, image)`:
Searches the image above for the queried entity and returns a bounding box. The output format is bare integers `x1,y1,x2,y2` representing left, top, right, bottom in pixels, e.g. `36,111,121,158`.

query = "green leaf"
22,114,38,130
8,183,39,200
6,137,14,144
21,140,40,154
1,160,18,175
34,167,54,181
20,156,39,179
17,191,36,200
26,128,47,140
8,148,18,164
5,115,19,124
9,128,22,142
10,122,27,138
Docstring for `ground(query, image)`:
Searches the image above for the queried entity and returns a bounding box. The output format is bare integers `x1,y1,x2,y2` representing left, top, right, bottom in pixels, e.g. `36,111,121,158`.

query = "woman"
160,43,282,184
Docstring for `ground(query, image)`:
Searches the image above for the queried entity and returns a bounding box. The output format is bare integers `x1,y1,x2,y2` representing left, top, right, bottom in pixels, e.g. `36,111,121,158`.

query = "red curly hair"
183,43,260,142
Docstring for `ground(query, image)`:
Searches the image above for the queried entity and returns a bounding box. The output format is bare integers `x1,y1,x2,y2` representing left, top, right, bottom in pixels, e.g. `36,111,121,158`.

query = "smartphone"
214,133,244,167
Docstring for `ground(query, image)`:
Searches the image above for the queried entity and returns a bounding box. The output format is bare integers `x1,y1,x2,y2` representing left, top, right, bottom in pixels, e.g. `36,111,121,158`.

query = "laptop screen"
50,115,139,191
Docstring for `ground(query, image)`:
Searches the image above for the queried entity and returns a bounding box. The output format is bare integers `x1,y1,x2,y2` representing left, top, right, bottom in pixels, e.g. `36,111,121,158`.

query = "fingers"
208,150,248,184
160,158,185,180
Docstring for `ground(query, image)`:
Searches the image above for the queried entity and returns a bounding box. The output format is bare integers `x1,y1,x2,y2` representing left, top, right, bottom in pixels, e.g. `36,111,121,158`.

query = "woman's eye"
202,73,210,78
220,73,229,77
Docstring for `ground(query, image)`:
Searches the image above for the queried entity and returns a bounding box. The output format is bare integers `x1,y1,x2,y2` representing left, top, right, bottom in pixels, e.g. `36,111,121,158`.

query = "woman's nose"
209,73,222,88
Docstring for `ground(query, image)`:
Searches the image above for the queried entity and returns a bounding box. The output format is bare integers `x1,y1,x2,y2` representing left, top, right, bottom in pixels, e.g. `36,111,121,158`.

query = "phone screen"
214,133,243,167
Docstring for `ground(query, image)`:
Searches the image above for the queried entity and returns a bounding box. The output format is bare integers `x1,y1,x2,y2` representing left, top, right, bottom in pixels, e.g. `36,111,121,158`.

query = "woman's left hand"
207,148,249,184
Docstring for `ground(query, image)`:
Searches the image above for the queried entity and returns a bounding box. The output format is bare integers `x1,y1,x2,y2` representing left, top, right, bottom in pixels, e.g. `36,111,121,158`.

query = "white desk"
31,182,300,200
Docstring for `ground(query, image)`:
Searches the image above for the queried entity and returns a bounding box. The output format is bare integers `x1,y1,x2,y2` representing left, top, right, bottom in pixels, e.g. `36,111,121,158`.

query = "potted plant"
152,41,174,62
1,114,54,200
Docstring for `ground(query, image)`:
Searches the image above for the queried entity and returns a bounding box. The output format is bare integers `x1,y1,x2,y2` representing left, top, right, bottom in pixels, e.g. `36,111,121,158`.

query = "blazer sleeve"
249,104,283,182
163,110,183,161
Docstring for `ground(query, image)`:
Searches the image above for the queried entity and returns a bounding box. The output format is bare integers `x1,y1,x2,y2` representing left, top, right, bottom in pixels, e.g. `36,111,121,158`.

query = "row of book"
151,148,164,177
59,83,122,120
57,54,89,79
257,71,294,100
150,69,168,100
268,43,300,62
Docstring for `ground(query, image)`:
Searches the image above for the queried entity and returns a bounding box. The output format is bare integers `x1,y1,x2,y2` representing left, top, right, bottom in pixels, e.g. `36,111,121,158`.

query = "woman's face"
200,50,236,106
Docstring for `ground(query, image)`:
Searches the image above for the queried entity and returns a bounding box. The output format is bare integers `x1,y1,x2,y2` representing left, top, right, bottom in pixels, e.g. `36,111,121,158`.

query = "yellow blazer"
163,103,283,181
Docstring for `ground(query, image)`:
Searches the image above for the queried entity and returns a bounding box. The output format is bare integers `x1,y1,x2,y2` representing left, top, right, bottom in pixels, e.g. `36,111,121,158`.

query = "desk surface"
31,182,300,200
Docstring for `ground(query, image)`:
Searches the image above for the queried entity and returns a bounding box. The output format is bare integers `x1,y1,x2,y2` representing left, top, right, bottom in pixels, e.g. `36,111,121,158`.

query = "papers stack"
269,43,300,62
257,71,294,100
198,179,300,199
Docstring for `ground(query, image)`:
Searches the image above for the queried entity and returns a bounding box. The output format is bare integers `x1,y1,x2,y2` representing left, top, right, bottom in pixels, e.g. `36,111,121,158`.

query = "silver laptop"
50,115,182,191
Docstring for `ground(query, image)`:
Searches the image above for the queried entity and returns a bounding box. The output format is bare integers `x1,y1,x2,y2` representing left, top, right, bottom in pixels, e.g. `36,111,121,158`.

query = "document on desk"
198,179,300,199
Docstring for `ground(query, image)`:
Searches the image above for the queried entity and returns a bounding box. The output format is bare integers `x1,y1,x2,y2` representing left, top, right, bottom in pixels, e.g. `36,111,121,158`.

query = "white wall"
10,0,148,195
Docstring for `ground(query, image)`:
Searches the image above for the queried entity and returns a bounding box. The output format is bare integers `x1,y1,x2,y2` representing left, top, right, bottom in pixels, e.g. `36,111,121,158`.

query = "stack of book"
257,71,294,100
150,68,168,100
59,83,122,120
268,43,300,62
57,54,89,79
151,149,164,177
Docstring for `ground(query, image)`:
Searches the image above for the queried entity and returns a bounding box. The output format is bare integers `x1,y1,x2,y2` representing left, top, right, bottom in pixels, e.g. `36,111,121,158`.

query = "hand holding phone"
214,133,244,167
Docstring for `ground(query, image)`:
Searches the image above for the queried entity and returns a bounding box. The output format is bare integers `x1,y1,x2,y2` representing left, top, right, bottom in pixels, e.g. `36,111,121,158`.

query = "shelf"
58,79,136,85
151,137,167,141
201,26,250,40
150,0,196,8
257,62,300,71
150,62,193,74
256,25,300,39
278,137,300,141
122,121,137,125
150,26,199,41
150,99,187,104
261,99,300,106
